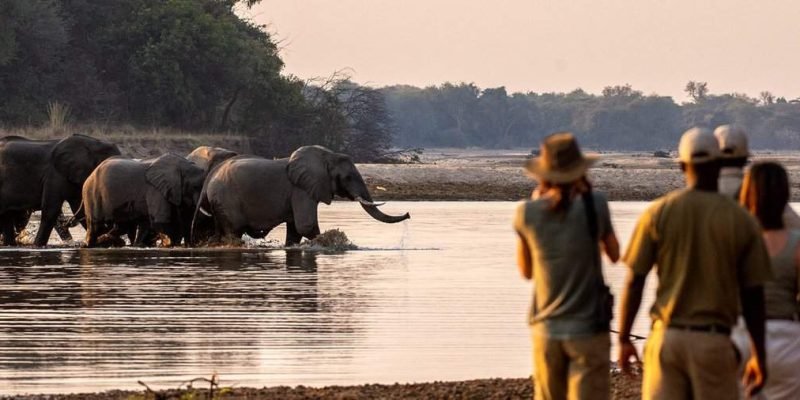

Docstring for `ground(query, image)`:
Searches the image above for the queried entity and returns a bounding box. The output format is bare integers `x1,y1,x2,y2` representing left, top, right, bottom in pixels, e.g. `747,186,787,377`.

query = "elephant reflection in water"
194,145,410,246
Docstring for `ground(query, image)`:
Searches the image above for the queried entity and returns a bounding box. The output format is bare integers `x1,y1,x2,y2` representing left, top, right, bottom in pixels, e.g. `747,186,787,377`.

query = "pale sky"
246,0,800,100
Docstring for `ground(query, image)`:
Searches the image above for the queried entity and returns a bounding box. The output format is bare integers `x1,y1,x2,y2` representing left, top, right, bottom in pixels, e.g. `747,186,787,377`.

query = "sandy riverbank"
7,372,642,399
360,149,800,201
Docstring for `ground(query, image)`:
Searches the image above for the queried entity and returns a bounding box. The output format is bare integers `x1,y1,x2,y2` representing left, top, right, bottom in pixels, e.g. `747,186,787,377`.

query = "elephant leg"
1,215,17,246
97,224,126,248
35,190,67,247
291,189,321,242
84,221,101,248
54,215,73,243
285,221,303,246
134,224,157,247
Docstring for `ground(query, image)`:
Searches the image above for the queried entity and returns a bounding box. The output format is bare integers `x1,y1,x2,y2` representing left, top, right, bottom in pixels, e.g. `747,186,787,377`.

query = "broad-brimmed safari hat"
714,124,750,159
678,127,721,164
525,132,598,183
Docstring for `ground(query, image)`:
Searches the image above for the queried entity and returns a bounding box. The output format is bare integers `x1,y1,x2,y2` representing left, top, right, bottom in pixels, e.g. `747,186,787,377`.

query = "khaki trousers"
531,331,610,400
643,324,738,400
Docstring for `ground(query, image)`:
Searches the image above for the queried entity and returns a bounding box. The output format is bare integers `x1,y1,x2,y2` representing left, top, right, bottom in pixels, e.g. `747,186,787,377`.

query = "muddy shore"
360,149,800,202
7,372,642,399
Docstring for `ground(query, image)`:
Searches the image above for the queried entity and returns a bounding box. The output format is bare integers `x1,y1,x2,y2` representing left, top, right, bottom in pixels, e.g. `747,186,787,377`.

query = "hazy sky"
246,0,800,100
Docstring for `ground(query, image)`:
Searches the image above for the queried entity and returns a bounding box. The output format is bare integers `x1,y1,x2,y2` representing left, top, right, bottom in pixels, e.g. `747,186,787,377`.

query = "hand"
742,355,766,397
618,340,640,375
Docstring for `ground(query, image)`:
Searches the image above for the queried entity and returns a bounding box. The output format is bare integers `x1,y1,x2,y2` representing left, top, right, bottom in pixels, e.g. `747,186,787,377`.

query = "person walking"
618,127,772,399
739,162,800,400
514,132,620,400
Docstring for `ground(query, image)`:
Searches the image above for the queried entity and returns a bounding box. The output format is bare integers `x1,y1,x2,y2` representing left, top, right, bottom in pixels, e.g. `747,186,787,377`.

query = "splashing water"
300,229,357,251
398,219,411,249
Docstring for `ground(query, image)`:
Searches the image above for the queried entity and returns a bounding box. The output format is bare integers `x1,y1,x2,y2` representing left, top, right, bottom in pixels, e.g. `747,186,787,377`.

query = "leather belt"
667,323,731,335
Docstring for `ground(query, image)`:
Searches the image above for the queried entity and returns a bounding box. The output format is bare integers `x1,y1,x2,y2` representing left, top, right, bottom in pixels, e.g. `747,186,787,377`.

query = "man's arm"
516,232,532,280
618,271,647,373
602,232,620,263
741,285,767,396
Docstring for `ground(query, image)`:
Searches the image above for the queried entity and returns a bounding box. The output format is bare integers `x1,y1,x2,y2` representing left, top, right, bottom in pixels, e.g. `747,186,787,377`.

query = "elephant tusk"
199,206,212,217
356,196,385,207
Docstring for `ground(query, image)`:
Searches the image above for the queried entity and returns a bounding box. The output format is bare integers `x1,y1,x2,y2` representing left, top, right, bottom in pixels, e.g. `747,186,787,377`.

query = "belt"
667,323,731,335
767,314,800,322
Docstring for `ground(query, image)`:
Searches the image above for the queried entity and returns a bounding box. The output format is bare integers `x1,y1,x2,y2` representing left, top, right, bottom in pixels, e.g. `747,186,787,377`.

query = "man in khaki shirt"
618,128,772,399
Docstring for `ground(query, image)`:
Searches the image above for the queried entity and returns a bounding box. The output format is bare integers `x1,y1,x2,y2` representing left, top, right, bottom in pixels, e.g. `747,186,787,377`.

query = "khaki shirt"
624,189,772,327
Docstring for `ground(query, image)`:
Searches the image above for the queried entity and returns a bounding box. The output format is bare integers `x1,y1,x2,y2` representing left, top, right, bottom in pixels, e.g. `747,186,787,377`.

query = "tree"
684,81,709,103
759,91,775,106
602,84,642,98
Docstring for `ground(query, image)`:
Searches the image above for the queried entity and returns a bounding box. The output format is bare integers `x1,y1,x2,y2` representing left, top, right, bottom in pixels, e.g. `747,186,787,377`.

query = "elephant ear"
286,145,334,205
145,153,185,206
51,135,100,184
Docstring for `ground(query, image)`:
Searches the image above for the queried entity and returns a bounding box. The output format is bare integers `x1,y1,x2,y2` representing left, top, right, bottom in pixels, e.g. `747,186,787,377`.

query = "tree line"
0,0,392,161
4,1,800,156
382,82,800,150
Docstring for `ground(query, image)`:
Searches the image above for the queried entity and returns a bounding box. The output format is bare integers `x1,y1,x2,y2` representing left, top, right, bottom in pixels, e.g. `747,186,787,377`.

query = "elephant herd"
0,134,410,248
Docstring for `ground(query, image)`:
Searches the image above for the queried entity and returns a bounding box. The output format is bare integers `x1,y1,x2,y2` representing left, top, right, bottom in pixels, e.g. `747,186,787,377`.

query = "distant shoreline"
361,149,800,202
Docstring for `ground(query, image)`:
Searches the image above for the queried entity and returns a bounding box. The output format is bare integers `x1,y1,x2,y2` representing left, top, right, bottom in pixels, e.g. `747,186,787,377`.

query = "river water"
0,201,657,395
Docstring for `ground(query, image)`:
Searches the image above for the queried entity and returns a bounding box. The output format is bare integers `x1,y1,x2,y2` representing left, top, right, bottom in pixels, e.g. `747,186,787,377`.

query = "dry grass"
46,101,71,132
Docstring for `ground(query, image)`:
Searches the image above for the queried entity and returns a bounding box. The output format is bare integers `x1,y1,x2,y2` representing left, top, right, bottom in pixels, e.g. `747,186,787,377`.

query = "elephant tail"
66,201,85,228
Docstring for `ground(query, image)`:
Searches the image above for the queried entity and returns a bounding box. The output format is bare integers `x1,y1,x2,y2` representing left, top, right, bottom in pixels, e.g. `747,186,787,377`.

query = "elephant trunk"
341,172,411,224
359,202,410,224
350,184,410,224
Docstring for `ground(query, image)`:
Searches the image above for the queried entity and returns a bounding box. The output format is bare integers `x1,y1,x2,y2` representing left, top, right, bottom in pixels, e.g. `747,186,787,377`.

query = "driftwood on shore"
11,373,643,400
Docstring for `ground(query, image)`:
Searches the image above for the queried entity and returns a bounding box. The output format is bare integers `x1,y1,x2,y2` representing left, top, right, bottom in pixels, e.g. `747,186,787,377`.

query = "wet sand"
361,149,800,201
9,372,642,399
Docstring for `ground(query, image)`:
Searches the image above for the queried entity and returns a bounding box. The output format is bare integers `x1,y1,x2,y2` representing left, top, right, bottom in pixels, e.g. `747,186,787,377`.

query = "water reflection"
0,248,382,393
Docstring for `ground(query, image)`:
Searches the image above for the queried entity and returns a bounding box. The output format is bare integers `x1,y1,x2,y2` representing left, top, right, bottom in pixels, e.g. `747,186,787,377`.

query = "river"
0,201,656,395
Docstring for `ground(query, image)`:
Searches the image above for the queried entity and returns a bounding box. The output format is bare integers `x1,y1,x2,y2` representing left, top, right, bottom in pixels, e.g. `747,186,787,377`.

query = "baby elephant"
81,153,206,247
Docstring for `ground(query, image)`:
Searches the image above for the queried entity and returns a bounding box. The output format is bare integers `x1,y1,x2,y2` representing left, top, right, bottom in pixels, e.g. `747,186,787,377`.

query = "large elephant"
0,134,121,246
81,153,206,247
194,145,410,245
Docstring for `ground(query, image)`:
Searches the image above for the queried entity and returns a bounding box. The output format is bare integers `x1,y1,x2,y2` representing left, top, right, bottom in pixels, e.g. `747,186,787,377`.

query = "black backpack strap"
582,190,613,329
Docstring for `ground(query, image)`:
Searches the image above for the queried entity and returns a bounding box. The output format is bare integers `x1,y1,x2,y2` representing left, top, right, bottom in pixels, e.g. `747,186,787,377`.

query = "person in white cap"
515,132,620,400
715,124,800,227
618,127,772,399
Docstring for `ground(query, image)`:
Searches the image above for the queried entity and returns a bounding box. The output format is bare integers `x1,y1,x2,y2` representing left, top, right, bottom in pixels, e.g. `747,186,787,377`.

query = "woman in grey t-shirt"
515,132,619,400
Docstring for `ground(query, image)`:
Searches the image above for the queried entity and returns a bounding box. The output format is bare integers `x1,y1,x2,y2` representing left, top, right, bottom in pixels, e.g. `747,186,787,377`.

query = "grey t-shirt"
514,192,614,338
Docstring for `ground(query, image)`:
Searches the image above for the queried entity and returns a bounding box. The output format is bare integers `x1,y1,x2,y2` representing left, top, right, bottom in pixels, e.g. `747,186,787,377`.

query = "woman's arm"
517,232,532,280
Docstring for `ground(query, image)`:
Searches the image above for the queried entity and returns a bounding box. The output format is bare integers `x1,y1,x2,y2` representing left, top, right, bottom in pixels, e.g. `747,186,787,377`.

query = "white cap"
679,127,721,164
714,124,749,158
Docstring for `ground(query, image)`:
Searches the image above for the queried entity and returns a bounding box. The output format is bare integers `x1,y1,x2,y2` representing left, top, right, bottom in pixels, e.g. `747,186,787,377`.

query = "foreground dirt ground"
8,372,642,399
360,149,800,201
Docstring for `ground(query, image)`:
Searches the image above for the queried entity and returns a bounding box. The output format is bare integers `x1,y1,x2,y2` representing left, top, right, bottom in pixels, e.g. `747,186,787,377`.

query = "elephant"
81,153,206,247
185,146,238,244
193,145,410,246
0,134,121,246
186,146,238,174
